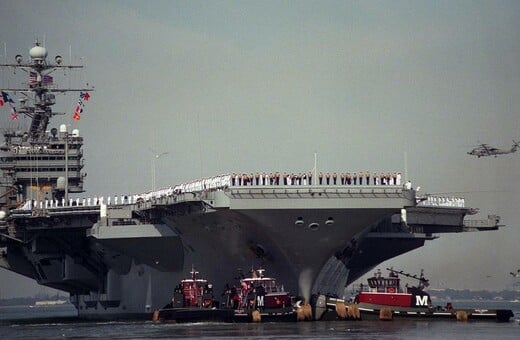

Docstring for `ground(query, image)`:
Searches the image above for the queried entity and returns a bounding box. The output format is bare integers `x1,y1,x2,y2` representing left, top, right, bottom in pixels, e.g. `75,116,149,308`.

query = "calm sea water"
0,301,518,339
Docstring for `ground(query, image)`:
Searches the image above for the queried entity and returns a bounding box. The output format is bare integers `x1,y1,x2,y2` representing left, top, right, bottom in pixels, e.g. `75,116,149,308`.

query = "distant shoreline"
0,296,71,307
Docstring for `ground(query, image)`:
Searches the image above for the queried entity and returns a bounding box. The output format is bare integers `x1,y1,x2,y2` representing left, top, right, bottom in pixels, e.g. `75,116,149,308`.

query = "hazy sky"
1,0,518,298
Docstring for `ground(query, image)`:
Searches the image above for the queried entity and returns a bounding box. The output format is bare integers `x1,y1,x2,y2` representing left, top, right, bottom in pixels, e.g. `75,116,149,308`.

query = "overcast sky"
1,0,518,298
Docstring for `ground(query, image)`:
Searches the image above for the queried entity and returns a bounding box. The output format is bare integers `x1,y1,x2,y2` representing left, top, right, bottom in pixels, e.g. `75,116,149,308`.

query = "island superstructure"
0,42,506,318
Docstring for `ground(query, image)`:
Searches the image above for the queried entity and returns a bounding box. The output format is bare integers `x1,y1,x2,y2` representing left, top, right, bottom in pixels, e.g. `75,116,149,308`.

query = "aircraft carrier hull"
2,182,500,319
59,186,452,318
0,184,497,318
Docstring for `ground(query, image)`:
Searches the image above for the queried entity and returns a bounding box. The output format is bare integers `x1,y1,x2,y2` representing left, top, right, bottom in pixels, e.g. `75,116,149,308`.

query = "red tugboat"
153,267,233,323
353,268,514,322
222,268,297,322
356,268,432,310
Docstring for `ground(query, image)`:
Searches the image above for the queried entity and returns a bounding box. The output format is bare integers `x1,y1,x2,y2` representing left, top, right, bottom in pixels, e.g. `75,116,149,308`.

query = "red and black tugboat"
354,268,431,316
222,268,297,322
153,267,233,323
353,268,514,322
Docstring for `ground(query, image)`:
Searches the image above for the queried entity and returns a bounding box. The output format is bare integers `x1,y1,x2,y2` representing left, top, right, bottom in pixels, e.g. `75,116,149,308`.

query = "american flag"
29,72,37,85
43,74,53,85
28,72,53,86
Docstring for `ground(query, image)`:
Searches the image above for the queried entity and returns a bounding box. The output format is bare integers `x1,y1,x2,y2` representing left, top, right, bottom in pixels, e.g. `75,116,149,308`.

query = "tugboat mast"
386,268,430,289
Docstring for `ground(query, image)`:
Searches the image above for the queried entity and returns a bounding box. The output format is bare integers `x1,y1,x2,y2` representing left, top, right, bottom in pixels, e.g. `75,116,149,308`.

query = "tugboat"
153,267,233,323
353,268,514,322
354,268,432,318
356,268,431,308
222,268,297,322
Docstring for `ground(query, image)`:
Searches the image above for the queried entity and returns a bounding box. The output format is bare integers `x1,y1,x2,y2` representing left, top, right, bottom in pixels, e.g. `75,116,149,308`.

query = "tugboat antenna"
386,267,430,287
190,265,199,280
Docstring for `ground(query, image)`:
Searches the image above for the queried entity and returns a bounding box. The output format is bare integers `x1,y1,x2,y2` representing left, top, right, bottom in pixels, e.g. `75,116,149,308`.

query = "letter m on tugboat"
415,295,429,307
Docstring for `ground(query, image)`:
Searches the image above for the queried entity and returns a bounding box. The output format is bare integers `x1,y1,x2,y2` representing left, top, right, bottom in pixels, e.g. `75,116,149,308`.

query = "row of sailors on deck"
18,171,406,211
418,196,465,207
18,176,234,210
20,195,138,210
231,172,402,186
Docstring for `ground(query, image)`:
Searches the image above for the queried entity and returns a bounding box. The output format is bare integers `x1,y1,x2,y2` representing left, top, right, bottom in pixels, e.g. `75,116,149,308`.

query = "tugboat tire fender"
252,309,261,322
456,310,468,321
152,310,160,322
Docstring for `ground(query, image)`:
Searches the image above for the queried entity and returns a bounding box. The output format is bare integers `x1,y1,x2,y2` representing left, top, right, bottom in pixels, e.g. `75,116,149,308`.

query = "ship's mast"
0,40,92,140
0,41,93,208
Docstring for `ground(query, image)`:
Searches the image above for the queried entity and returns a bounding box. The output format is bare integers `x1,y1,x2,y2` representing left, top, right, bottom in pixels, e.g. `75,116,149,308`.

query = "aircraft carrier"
0,42,506,319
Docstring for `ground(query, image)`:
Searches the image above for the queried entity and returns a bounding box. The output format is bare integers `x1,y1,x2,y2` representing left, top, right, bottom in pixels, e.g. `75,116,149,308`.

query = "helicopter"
467,140,519,158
